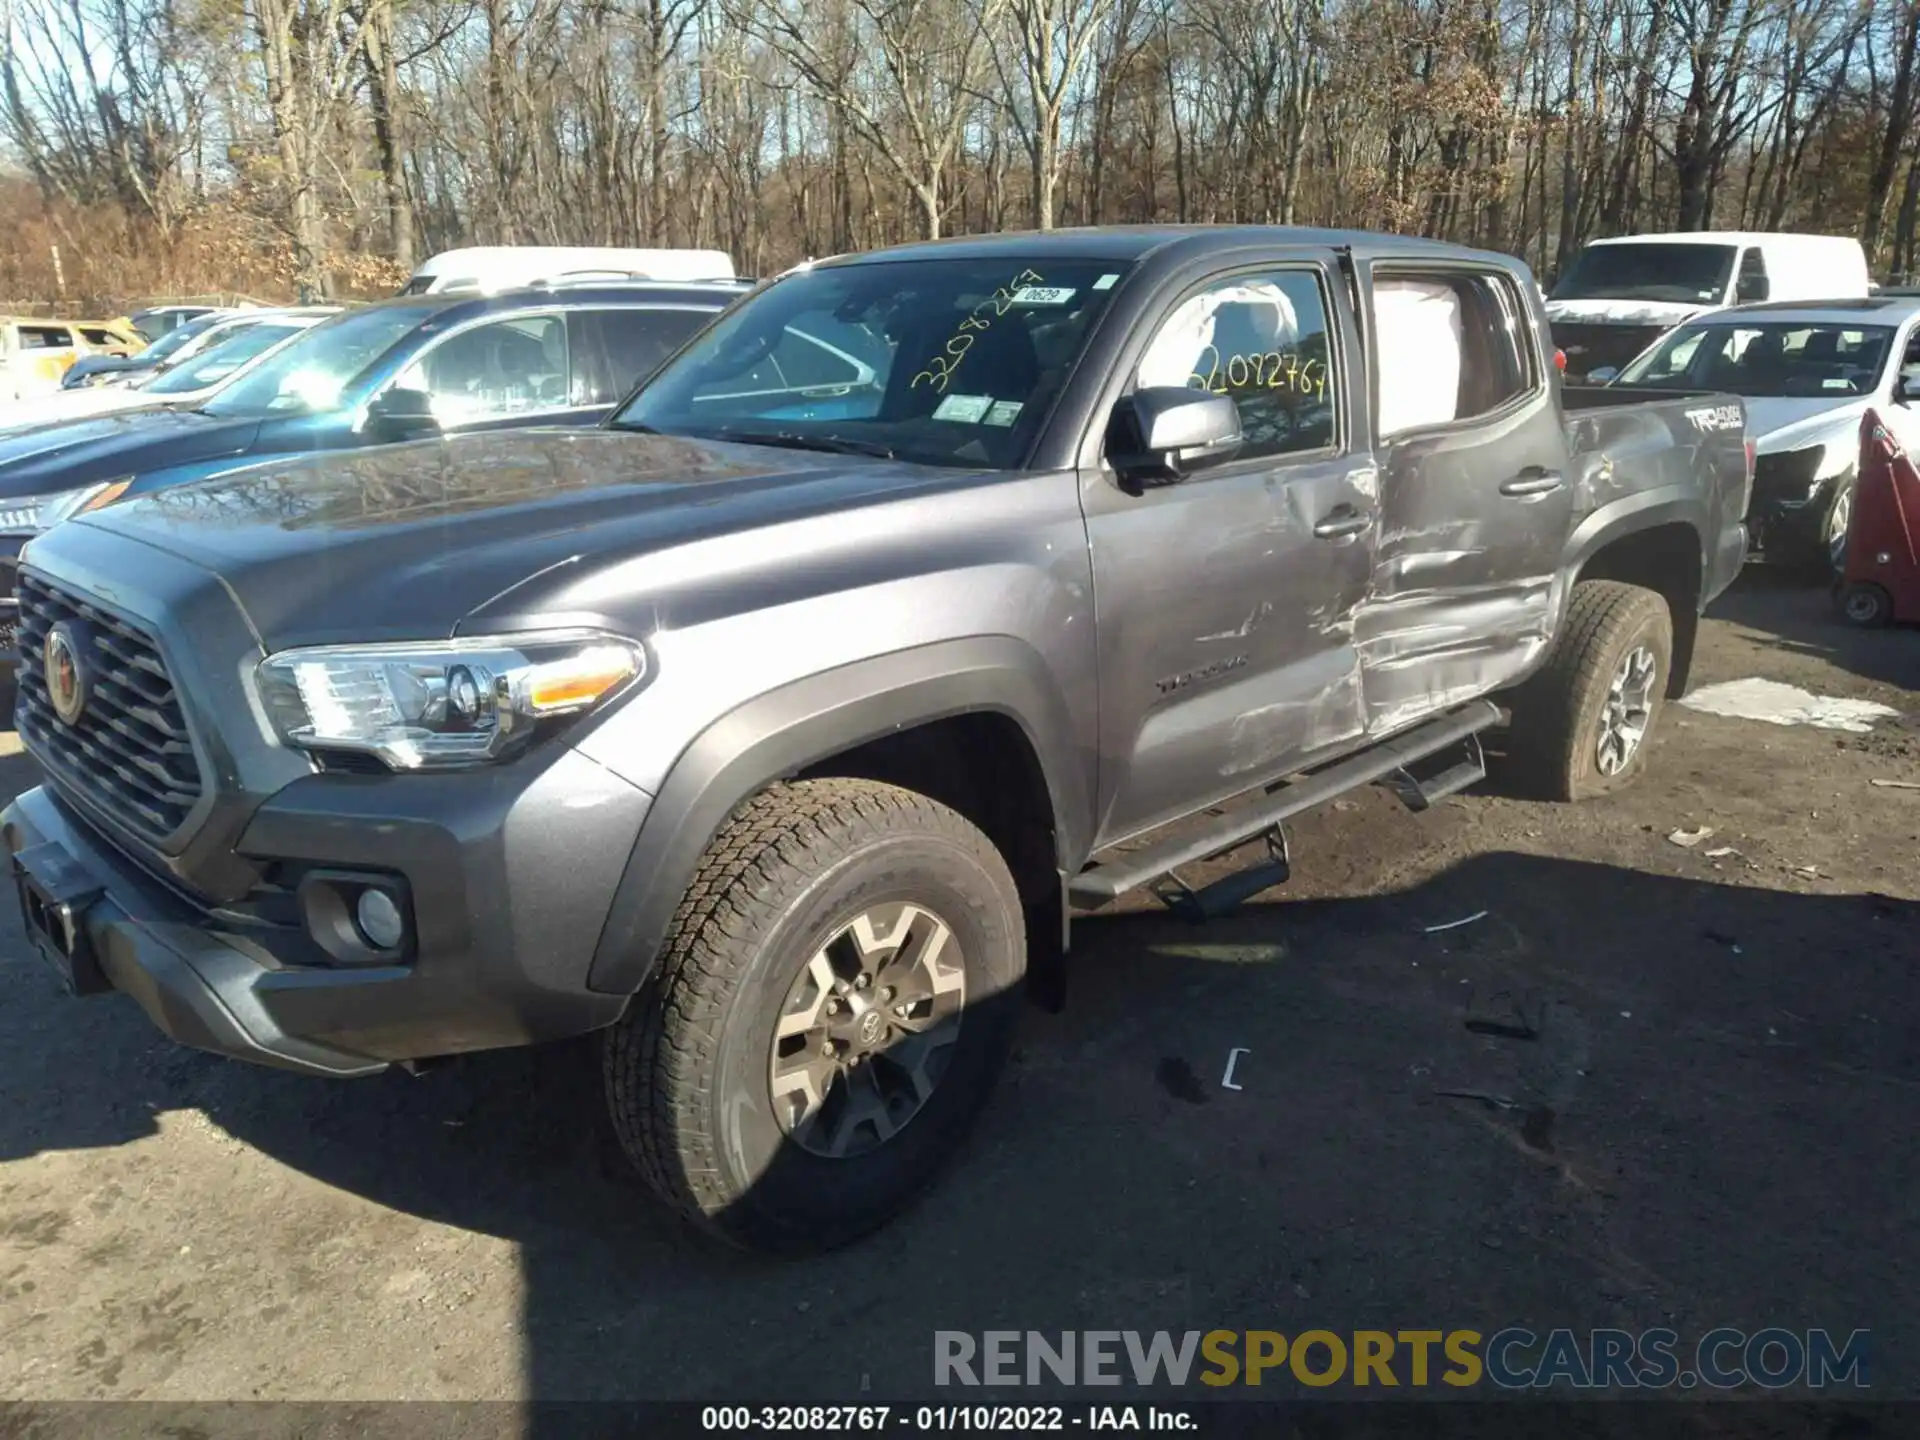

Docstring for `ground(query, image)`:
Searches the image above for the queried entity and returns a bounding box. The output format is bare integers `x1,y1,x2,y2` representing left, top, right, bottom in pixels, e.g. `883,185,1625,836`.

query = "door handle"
1500,467,1565,497
1313,507,1372,539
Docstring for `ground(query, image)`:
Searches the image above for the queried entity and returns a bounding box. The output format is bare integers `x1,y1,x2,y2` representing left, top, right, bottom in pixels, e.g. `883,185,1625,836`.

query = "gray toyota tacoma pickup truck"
3,228,1750,1253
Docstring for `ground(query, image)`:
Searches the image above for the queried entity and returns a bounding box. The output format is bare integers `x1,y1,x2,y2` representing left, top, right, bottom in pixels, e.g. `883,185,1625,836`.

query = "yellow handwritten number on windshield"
911,270,1046,394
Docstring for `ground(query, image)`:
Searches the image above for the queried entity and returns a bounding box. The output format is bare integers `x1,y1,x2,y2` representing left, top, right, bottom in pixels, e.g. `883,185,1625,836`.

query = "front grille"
1551,322,1668,378
14,573,208,842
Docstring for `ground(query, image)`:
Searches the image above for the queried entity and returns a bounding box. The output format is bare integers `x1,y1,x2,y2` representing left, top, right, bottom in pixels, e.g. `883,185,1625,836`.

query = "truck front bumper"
2,750,646,1077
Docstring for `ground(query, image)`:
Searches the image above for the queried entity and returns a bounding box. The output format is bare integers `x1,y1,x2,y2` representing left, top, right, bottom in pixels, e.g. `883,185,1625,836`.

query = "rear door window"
568,308,712,406
1371,271,1537,438
17,325,74,350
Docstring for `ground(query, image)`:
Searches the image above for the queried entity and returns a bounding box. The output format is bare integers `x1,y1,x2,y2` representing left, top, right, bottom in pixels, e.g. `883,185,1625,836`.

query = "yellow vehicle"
73,318,147,358
0,316,87,402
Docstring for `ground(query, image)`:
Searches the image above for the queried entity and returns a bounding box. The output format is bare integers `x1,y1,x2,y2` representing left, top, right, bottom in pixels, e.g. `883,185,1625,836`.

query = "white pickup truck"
1548,232,1871,381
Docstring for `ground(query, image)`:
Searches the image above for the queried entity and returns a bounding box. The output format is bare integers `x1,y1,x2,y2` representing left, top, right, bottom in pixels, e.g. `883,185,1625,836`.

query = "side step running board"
1068,699,1502,910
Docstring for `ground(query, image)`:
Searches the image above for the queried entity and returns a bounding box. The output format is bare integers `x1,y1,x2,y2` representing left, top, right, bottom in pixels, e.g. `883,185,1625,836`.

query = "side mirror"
1586,366,1620,385
1735,274,1770,303
1108,386,1243,485
1898,372,1920,405
366,385,440,440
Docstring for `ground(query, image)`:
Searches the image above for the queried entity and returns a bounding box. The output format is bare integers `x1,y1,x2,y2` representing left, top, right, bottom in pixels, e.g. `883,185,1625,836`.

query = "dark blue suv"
0,279,747,651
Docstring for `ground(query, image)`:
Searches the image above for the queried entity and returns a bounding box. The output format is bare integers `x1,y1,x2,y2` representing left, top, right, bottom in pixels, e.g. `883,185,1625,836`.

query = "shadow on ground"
1707,568,1920,695
2,838,1913,1402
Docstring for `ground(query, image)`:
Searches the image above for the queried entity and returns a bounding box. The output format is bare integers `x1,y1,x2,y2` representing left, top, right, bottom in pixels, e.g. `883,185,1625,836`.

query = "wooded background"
5,0,1920,307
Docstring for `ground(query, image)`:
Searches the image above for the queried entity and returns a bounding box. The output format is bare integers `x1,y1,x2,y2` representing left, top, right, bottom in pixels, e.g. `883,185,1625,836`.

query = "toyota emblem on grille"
44,621,93,727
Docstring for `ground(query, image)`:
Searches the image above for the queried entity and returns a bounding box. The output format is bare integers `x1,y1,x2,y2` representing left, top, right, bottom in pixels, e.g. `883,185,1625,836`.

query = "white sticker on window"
1011,286,1076,306
1092,273,1119,291
1822,378,1852,390
933,393,993,423
984,399,1024,427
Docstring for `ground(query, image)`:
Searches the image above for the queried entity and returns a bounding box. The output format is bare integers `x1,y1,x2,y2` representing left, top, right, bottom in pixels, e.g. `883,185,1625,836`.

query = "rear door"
566,306,716,413
1355,261,1574,735
1079,249,1379,846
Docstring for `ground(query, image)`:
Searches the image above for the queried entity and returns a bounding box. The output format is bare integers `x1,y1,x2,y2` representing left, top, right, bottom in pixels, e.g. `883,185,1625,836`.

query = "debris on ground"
1436,1089,1519,1111
1704,845,1739,858
1680,678,1898,734
1465,1015,1540,1041
1870,778,1920,790
1668,825,1716,847
1424,910,1488,933
1155,1057,1208,1104
1462,985,1540,1041
1520,1106,1556,1151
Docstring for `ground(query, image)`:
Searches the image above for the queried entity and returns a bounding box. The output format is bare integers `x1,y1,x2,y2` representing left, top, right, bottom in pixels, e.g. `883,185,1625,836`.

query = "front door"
1081,255,1378,848
1355,263,1575,735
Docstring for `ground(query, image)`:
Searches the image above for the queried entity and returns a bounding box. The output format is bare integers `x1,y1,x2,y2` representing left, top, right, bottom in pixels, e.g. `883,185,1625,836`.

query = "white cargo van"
398,246,736,296
1547,232,1870,379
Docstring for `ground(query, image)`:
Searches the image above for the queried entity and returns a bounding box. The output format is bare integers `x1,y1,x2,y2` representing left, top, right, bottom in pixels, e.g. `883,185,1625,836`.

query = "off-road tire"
1505,580,1674,802
603,778,1025,1254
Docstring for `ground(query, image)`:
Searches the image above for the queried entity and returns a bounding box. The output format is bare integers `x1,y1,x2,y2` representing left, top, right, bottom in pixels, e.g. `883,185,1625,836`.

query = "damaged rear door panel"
1354,258,1578,735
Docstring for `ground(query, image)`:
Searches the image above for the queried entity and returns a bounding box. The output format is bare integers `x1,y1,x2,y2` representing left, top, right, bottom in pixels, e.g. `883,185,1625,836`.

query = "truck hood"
0,385,165,437
0,408,260,498
73,427,987,651
1746,396,1872,460
1544,298,1706,328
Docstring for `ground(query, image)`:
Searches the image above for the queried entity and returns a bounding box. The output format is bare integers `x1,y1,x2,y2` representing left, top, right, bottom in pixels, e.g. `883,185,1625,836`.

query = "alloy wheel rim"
1596,644,1657,776
768,901,966,1159
1828,491,1852,570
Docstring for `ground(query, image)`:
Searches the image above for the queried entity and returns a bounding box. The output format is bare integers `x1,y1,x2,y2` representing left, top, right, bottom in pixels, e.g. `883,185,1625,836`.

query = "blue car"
0,278,748,653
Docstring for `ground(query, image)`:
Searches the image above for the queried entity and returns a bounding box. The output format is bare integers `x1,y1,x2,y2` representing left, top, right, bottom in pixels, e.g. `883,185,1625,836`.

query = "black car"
0,278,750,654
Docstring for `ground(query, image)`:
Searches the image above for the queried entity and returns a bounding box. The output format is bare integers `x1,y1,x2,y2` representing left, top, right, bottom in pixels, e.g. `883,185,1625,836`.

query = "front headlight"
255,631,646,771
0,478,134,533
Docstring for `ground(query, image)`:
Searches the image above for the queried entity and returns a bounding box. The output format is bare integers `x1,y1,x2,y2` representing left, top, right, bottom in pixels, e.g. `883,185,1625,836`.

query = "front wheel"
1505,580,1675,802
604,778,1026,1254
1819,478,1857,577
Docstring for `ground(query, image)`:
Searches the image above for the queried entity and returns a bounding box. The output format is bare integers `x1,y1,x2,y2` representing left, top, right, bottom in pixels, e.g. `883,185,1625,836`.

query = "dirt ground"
0,569,1914,1406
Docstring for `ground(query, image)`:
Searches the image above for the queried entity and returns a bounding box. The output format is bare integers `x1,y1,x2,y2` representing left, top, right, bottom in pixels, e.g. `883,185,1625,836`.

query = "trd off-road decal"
1683,403,1743,434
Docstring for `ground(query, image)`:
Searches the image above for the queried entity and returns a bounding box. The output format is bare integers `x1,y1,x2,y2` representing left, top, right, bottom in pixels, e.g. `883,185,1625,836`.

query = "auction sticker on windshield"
1012,286,1076,306
933,393,994,423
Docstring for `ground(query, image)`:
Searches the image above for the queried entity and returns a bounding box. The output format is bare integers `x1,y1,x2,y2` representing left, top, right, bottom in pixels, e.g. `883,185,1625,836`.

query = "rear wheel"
1837,581,1893,628
1505,580,1674,802
603,778,1025,1254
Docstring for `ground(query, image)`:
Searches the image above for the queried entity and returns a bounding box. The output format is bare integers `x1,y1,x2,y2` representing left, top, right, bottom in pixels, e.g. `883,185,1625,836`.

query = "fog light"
355,887,405,950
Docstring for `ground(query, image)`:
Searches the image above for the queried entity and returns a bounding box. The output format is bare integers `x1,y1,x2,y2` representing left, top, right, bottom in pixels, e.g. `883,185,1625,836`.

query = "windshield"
1551,244,1737,305
143,321,310,395
200,305,435,417
611,256,1132,468
143,315,223,363
1614,321,1896,398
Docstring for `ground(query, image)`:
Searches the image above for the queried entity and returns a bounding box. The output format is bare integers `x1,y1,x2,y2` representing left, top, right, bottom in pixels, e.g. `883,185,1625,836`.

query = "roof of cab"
344,279,749,325
1585,231,1864,248
815,224,1516,268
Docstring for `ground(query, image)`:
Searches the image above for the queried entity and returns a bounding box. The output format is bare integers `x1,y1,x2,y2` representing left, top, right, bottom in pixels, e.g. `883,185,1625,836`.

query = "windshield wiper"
711,428,897,460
